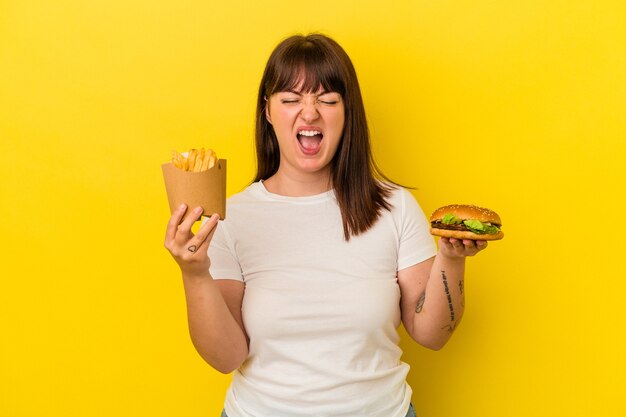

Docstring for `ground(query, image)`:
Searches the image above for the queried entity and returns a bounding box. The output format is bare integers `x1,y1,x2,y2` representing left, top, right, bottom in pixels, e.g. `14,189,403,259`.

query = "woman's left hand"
438,237,488,259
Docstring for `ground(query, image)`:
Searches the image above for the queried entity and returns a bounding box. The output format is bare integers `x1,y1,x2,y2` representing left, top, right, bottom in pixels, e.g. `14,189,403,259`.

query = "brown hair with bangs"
254,33,397,240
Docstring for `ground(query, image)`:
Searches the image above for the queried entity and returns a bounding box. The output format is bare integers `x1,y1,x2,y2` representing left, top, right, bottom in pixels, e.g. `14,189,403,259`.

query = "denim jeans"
221,403,417,417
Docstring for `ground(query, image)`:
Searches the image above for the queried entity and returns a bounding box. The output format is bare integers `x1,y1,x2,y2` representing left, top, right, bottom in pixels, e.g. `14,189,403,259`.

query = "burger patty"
431,221,501,231
431,222,468,231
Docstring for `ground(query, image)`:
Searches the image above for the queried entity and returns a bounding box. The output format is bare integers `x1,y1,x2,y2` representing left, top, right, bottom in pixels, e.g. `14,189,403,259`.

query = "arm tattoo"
441,270,455,322
441,322,458,333
459,279,464,295
415,292,426,313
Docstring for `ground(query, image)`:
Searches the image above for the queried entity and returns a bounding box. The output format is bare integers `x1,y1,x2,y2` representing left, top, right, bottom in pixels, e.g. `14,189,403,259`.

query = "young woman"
164,33,488,417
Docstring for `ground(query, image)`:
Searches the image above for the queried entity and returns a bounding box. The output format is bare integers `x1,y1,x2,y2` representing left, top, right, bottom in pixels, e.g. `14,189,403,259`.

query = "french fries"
171,148,218,172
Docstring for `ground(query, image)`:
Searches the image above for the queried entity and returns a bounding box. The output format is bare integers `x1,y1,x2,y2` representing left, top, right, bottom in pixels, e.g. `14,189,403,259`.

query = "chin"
293,159,330,175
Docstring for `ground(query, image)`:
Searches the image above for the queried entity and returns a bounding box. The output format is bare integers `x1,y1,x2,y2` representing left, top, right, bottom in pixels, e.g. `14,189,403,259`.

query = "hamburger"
430,204,504,241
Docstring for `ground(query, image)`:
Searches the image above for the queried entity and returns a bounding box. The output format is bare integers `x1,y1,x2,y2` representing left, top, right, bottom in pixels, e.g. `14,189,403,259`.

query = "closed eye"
318,92,341,105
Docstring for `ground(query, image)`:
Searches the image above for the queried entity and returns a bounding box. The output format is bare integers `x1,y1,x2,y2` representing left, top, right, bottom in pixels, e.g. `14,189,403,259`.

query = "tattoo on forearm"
415,292,426,313
441,322,458,333
459,279,464,295
442,270,455,322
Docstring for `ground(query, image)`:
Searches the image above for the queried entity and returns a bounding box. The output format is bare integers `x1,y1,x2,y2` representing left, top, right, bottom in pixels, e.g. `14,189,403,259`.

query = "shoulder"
218,183,264,227
379,182,431,225
226,182,264,205
381,183,416,212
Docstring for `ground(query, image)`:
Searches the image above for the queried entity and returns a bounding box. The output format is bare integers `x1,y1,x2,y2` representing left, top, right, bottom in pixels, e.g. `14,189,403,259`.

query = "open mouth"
296,129,324,155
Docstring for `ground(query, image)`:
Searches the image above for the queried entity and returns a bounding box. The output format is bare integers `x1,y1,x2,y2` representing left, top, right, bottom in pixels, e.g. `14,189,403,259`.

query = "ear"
264,96,272,124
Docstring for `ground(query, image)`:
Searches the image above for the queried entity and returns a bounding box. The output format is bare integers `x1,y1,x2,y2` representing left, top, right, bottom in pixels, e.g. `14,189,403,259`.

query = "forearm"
411,254,466,350
182,272,248,373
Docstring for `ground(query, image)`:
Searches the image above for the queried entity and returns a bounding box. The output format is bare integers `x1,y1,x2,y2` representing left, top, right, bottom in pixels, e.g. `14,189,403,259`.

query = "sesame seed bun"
430,204,502,224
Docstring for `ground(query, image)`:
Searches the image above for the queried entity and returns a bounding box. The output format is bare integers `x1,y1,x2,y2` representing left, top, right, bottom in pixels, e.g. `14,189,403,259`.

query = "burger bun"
429,204,504,241
429,228,504,241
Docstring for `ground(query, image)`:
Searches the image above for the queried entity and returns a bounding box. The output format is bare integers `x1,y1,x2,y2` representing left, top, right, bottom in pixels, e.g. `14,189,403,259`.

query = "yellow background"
1,0,625,416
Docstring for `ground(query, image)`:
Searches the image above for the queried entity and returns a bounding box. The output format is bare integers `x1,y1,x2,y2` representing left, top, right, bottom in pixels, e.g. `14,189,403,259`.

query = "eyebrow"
281,89,332,96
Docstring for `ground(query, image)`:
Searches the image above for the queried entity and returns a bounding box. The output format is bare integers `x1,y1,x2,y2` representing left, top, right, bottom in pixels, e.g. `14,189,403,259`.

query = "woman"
164,34,487,417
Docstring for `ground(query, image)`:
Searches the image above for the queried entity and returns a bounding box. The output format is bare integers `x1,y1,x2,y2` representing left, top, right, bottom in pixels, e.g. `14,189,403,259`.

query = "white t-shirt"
208,181,436,417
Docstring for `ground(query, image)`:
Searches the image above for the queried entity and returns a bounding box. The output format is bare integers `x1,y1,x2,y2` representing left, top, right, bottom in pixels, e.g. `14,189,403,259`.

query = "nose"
299,98,320,122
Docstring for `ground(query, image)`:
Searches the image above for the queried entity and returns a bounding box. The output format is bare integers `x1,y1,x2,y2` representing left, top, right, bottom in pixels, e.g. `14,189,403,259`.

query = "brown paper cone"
161,159,227,219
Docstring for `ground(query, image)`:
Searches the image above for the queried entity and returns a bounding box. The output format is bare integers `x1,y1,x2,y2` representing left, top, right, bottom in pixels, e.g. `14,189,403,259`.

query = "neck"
263,167,332,197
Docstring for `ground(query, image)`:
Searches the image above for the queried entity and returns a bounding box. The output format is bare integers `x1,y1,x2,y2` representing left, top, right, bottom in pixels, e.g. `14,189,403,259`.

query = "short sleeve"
207,220,244,282
396,188,437,271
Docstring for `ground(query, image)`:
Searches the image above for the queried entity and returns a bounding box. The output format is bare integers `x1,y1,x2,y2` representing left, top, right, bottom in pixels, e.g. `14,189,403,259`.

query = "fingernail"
179,203,187,210
194,207,203,214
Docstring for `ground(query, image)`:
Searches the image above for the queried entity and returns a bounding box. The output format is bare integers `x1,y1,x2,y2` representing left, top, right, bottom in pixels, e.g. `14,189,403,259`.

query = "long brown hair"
254,33,397,240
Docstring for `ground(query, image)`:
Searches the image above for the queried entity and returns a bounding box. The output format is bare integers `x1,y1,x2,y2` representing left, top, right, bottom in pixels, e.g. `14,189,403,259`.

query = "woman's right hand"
164,203,220,277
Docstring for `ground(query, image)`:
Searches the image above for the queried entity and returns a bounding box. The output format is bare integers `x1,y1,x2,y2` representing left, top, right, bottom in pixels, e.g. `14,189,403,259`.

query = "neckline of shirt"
253,180,335,203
